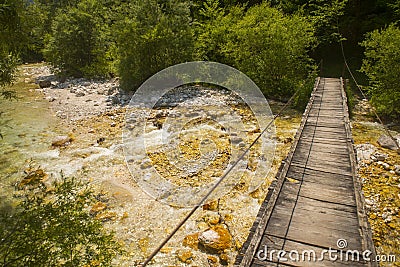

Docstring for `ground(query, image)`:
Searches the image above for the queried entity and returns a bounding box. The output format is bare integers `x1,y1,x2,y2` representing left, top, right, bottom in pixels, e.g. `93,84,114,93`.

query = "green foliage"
117,0,194,91
0,171,121,266
223,3,316,100
268,0,348,44
0,0,26,87
43,0,113,78
360,24,400,120
0,53,19,89
193,2,316,101
194,1,244,63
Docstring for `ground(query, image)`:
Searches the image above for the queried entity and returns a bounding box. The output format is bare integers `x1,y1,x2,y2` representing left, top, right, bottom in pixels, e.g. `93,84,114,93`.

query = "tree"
222,3,317,100
116,0,194,91
0,0,26,88
266,0,348,44
0,170,121,266
193,0,244,63
43,0,113,78
360,24,400,120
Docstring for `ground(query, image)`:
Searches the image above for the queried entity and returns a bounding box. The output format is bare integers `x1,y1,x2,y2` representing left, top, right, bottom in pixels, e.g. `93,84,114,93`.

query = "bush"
360,24,400,120
0,0,26,87
193,2,316,102
223,3,316,100
193,1,244,64
0,170,121,266
43,0,113,78
117,0,194,91
0,52,19,89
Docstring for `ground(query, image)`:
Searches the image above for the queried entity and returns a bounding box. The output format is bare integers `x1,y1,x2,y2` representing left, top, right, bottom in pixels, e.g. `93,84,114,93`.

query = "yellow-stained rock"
18,168,47,188
90,202,107,214
206,214,220,225
120,211,129,220
202,200,219,211
160,246,173,254
207,255,218,265
197,221,209,231
199,225,232,253
224,214,233,222
183,233,199,250
95,211,117,222
176,249,193,263
138,238,149,254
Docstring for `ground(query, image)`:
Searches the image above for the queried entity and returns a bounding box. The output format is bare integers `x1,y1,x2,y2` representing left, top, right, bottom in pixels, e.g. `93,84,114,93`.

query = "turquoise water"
0,82,58,202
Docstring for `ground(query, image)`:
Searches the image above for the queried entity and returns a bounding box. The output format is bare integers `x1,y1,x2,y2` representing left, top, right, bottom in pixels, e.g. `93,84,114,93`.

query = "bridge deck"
235,78,376,267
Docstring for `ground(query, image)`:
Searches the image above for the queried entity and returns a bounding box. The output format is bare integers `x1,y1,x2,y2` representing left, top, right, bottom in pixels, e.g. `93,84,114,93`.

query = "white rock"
199,229,220,245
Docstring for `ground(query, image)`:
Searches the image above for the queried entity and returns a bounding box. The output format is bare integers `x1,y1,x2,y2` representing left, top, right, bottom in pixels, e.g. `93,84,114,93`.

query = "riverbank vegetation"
0,0,398,118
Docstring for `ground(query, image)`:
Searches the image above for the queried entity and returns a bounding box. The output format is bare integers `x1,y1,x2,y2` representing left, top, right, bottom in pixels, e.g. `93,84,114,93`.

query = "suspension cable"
337,21,400,150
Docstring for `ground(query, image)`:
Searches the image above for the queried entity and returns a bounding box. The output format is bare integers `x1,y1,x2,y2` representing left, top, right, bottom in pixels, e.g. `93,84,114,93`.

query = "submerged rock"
51,135,73,147
38,80,51,88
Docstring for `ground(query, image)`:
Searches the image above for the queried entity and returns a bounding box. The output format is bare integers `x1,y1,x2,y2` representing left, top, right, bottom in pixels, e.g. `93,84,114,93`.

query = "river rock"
199,225,232,253
377,161,391,170
176,249,193,263
355,144,376,161
378,134,400,150
395,165,400,176
51,135,73,147
75,91,85,97
38,80,51,88
373,152,388,161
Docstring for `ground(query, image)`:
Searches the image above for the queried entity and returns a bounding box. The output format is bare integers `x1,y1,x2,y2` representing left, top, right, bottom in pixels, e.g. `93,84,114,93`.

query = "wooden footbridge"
235,78,377,267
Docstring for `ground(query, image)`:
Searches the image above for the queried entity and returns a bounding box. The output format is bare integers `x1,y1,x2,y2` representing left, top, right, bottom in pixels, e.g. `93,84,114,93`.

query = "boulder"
38,80,51,88
199,225,232,253
378,134,400,151
51,135,73,147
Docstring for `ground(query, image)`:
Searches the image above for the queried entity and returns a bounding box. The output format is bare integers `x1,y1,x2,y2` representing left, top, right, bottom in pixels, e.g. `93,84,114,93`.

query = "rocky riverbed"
352,100,400,266
1,64,301,266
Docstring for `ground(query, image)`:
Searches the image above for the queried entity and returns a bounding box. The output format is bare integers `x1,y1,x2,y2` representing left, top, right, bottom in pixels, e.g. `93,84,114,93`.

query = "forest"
1,0,400,119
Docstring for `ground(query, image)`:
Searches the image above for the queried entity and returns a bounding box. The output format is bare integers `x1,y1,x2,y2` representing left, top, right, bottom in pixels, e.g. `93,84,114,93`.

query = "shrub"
360,24,400,120
193,2,316,102
0,171,121,266
222,3,317,100
117,0,194,91
43,0,112,78
0,0,26,87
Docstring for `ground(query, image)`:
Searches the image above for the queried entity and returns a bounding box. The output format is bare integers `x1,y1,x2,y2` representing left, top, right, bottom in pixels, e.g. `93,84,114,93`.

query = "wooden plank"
256,235,368,266
287,164,352,177
290,163,352,176
285,223,363,251
295,146,350,157
299,136,348,145
286,170,354,188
